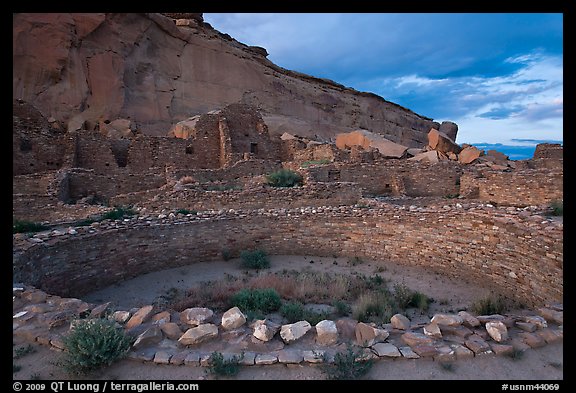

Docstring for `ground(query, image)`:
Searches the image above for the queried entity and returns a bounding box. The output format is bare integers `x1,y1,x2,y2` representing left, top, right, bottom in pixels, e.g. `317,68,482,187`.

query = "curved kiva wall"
13,207,563,306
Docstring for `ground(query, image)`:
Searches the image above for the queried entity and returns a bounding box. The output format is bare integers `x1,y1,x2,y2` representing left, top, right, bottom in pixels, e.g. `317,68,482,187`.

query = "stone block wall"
460,169,563,206
306,161,462,197
13,207,562,306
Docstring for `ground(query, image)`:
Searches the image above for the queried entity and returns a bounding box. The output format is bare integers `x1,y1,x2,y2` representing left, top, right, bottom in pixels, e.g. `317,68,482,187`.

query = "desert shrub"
175,208,196,215
279,301,327,324
322,345,373,380
13,220,49,234
240,249,270,269
207,351,243,377
14,344,36,359
347,256,364,266
280,301,304,322
230,288,281,318
410,291,430,311
394,283,430,311
470,295,507,315
333,300,352,317
265,169,303,187
550,200,563,216
352,292,394,324
300,159,331,168
60,318,133,375
221,249,233,261
100,206,136,221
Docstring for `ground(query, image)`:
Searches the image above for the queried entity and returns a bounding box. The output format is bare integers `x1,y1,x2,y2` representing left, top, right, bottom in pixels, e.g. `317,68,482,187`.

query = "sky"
204,13,563,160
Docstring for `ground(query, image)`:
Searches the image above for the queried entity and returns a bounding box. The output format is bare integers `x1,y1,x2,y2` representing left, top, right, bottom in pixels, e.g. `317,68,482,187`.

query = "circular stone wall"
13,207,563,306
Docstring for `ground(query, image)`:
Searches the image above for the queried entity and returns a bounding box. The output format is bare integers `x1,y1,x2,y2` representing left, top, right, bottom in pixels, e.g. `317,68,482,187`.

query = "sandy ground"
14,255,563,381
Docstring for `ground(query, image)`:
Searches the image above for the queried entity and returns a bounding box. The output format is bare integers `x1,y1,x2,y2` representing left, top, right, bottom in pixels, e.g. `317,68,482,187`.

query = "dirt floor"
13,255,564,381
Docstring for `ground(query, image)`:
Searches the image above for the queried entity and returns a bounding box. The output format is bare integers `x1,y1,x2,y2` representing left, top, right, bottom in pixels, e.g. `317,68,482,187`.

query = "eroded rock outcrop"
13,13,445,146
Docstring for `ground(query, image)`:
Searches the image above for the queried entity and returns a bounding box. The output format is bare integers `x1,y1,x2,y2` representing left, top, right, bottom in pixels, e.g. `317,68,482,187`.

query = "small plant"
549,361,562,369
30,373,41,380
348,256,364,266
240,249,270,269
14,344,36,359
265,169,303,187
507,348,525,361
410,291,430,311
444,193,460,199
221,249,233,261
352,292,394,324
470,295,507,315
393,282,413,309
13,220,49,234
230,288,281,318
60,318,134,375
13,364,21,373
549,200,563,216
300,159,331,168
333,300,352,317
207,351,243,377
100,206,136,221
323,345,373,380
439,362,456,372
175,208,196,215
280,301,305,323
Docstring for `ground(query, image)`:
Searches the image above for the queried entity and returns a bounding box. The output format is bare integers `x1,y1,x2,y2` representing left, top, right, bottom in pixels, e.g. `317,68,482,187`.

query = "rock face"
13,13,445,146
335,129,408,158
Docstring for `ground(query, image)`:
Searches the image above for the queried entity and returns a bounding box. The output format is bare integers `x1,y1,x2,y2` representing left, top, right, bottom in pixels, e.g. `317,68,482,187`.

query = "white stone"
180,307,214,326
252,319,280,342
431,314,463,326
485,321,509,342
178,324,218,345
315,320,338,345
390,314,411,330
280,321,312,344
423,323,442,338
221,307,246,330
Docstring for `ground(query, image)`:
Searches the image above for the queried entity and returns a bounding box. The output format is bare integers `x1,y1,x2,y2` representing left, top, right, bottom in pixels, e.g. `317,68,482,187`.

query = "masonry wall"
306,161,462,197
111,183,361,211
460,169,563,205
13,209,562,306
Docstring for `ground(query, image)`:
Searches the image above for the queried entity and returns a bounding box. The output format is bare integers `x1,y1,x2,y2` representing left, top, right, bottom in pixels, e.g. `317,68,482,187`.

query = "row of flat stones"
13,286,563,367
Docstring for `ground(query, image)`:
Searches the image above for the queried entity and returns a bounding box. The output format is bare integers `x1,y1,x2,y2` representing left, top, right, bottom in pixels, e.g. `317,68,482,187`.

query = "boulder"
458,146,483,164
252,319,281,342
315,320,338,346
431,314,464,326
280,321,312,344
439,325,472,338
125,305,154,329
160,322,182,340
423,323,442,339
401,331,434,347
168,116,200,139
221,307,246,330
490,343,514,356
280,132,298,141
133,325,163,349
89,302,111,318
355,322,389,347
335,129,408,158
407,147,425,157
151,311,171,324
100,118,135,138
180,307,214,326
399,346,420,359
371,343,401,357
476,314,505,324
335,318,358,341
464,334,491,355
458,311,481,328
522,315,547,329
112,311,131,324
537,307,563,325
438,121,458,141
485,321,508,342
390,314,411,330
515,321,537,332
427,128,462,154
408,150,440,163
178,324,218,346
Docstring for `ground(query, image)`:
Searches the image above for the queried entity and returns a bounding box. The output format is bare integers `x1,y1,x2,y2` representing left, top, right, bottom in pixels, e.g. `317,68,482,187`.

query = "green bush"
100,206,136,221
240,249,270,269
470,295,507,315
352,292,394,324
175,208,197,215
410,291,430,311
265,169,303,187
13,220,49,234
207,351,243,377
230,288,281,318
333,300,352,317
394,283,430,311
60,318,134,375
323,345,373,380
550,200,563,216
280,301,304,322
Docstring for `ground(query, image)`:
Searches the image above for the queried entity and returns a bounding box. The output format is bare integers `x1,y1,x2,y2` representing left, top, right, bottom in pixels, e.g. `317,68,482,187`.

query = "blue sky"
204,13,563,159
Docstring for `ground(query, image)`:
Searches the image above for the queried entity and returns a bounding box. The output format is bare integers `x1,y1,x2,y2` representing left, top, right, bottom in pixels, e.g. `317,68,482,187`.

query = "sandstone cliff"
13,13,446,147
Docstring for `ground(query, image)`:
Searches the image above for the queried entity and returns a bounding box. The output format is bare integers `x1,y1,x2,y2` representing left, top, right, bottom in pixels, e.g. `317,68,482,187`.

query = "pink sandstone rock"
427,128,462,154
458,146,483,164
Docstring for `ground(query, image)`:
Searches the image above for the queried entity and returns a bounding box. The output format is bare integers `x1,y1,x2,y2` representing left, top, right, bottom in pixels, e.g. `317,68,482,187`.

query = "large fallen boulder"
427,128,462,154
335,129,408,158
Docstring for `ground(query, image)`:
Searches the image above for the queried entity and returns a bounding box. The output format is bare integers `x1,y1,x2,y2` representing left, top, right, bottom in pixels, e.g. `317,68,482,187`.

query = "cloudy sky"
204,13,563,159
